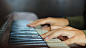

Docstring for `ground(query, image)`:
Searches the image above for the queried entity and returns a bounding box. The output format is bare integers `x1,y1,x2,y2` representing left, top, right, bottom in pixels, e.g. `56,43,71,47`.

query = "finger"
45,30,62,41
45,29,75,41
51,25,65,30
61,26,77,30
61,37,74,45
41,29,57,38
27,19,40,26
28,19,48,27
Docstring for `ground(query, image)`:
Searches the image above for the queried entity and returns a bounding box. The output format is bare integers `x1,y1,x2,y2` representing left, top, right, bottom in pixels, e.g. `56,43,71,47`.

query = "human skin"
41,26,86,46
27,17,86,46
27,17,69,27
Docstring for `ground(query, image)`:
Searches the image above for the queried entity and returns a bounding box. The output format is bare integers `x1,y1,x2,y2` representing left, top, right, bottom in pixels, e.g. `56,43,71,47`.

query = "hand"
27,17,69,27
41,26,86,46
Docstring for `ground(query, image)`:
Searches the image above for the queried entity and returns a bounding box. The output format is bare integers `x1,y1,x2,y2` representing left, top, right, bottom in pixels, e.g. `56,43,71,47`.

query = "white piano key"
35,29,48,35
45,39,61,43
47,42,70,48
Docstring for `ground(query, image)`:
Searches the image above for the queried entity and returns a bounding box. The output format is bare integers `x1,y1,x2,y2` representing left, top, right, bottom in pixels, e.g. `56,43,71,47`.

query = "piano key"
9,41,45,43
9,43,47,45
9,43,48,47
10,35,41,37
35,29,48,35
11,28,35,31
9,39,44,42
8,46,49,48
9,41,46,45
10,35,39,36
11,32,37,34
10,33,38,35
10,38,43,41
10,36,41,39
47,42,70,48
45,39,61,43
12,26,29,28
11,30,37,33
11,29,35,31
12,27,34,29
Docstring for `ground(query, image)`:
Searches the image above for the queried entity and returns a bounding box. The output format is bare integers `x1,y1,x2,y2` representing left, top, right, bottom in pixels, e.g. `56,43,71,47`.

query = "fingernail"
45,37,49,41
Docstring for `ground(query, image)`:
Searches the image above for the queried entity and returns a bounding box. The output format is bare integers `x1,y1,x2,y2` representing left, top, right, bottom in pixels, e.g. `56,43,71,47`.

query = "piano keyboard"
8,20,70,48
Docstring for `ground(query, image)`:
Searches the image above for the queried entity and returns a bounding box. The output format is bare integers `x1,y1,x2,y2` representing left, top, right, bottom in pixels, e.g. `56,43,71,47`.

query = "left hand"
41,26,86,46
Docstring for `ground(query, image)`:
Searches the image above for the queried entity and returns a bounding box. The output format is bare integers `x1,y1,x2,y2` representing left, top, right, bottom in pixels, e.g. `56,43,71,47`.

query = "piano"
0,12,70,48
0,0,85,48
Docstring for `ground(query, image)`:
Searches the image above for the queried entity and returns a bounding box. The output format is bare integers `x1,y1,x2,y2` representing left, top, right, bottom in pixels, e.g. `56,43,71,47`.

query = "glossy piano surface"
8,20,49,48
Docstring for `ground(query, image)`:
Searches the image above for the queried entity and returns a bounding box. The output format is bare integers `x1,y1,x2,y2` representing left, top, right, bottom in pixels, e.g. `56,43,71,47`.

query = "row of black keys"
8,20,49,48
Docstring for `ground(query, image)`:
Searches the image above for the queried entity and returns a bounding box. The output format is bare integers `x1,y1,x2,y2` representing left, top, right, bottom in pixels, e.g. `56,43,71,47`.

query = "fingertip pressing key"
27,24,35,27
45,37,49,41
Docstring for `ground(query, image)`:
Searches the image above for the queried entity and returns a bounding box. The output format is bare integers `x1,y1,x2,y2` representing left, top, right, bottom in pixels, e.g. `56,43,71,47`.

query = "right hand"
41,26,86,46
27,17,69,27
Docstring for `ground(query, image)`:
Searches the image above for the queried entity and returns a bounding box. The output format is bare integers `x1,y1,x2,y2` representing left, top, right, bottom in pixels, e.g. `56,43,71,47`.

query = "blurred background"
0,0,86,18
9,0,86,18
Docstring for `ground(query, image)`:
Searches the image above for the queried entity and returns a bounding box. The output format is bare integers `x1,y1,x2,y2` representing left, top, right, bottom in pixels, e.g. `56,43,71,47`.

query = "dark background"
9,0,85,18
0,0,86,19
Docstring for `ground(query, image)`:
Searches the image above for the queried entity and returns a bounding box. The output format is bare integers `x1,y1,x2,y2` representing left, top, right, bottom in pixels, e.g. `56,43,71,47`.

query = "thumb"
61,37,74,45
51,25,65,30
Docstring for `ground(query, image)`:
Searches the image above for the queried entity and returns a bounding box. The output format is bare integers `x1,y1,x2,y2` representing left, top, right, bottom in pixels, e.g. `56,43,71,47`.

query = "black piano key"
9,36,41,39
10,35,41,38
9,43,47,46
10,35,39,37
10,33,38,35
9,41,47,45
9,42,48,47
9,40,44,42
12,26,29,28
9,39,45,42
11,29,35,31
10,37,42,40
11,30,37,33
12,27,34,30
10,36,42,39
9,38,43,41
9,41,45,44
11,32,37,34
9,44,48,47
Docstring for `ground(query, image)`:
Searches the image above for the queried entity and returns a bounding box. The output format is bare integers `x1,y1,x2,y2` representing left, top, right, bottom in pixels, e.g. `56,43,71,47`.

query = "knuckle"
59,29,64,32
47,17,52,20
